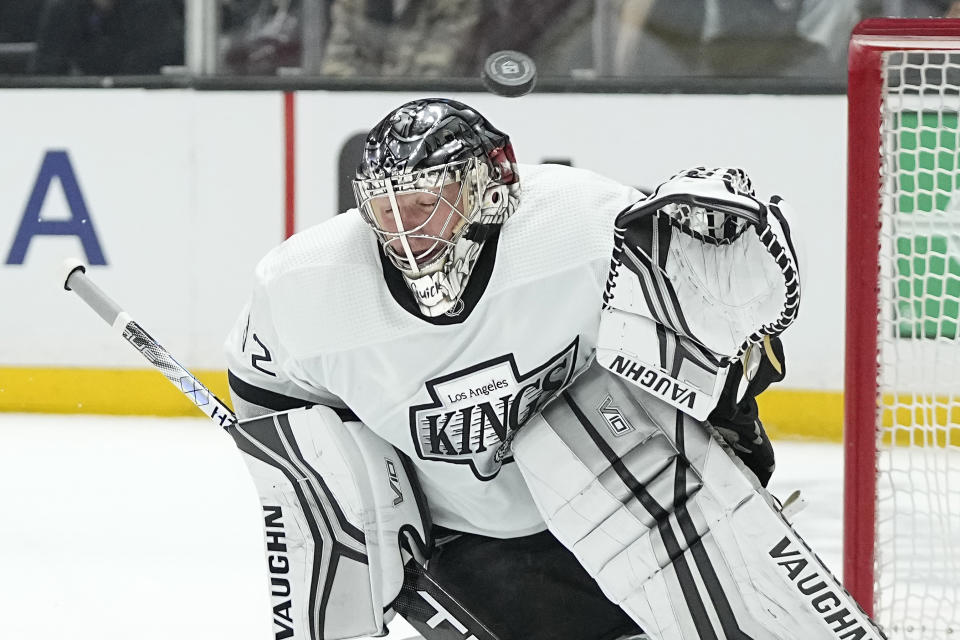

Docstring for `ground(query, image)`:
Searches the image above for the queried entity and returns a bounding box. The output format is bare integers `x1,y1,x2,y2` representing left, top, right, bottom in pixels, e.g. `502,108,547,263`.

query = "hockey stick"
62,260,236,430
61,259,502,640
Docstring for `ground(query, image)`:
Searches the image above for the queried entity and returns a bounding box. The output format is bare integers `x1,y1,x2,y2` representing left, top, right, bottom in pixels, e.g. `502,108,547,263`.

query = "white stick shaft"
64,266,236,429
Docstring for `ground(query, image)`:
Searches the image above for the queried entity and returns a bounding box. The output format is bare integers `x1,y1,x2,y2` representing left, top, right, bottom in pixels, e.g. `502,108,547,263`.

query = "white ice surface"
0,414,844,640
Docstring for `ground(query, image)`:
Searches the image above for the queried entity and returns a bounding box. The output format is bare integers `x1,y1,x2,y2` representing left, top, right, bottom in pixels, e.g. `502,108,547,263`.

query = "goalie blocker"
230,406,647,640
229,406,434,639
512,360,886,640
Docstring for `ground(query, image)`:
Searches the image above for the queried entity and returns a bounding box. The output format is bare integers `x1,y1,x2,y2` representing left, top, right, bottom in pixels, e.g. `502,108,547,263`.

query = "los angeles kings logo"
409,338,579,480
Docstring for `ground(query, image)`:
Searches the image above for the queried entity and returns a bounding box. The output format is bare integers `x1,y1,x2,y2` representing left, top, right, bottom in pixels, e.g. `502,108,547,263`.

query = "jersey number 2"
250,334,276,377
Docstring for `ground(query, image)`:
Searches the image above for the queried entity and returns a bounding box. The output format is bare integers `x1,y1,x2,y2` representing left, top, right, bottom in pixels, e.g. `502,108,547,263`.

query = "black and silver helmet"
353,99,520,316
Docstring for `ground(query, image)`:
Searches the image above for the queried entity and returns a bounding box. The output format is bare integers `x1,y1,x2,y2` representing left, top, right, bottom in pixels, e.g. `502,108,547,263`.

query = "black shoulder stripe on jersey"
379,228,500,326
228,370,359,422
559,391,718,638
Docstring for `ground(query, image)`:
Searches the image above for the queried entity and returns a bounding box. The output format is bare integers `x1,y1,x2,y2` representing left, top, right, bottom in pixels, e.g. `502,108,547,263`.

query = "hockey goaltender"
223,98,885,640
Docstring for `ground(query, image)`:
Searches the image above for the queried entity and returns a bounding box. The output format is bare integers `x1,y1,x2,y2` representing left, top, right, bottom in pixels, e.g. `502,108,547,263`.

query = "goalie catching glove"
598,167,801,420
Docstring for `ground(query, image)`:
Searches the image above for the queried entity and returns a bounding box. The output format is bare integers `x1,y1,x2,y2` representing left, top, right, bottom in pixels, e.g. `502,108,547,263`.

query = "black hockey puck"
481,50,537,98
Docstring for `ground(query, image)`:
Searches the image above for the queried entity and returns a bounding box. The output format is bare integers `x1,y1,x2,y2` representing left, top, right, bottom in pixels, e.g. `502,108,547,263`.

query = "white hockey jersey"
224,163,642,538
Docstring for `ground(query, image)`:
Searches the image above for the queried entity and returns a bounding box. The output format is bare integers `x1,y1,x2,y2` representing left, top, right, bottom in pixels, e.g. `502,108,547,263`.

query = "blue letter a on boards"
6,150,106,265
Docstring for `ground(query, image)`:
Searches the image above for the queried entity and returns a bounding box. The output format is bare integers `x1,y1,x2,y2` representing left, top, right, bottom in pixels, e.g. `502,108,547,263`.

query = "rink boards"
1,89,849,438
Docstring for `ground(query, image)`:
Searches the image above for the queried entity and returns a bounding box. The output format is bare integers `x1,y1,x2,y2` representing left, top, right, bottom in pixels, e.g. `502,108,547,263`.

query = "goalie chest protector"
226,163,641,538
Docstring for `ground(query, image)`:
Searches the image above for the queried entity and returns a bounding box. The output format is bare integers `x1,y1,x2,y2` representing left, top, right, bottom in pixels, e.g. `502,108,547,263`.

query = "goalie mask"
353,98,520,317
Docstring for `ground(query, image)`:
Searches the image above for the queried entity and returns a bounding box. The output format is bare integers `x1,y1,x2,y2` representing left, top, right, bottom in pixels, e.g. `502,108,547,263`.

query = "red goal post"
846,18,960,638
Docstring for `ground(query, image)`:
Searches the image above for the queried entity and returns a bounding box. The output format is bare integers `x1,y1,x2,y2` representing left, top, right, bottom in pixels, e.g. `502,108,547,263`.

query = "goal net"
846,19,960,640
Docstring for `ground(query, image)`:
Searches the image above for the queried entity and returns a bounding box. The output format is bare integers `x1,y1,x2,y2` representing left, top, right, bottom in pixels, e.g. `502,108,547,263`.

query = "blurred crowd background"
0,0,957,81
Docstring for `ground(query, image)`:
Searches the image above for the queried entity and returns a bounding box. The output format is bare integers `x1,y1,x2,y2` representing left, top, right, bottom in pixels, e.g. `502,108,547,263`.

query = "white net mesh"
877,50,960,639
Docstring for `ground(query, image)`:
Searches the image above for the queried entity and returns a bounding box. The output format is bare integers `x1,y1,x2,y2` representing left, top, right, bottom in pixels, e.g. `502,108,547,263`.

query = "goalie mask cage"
846,18,960,639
